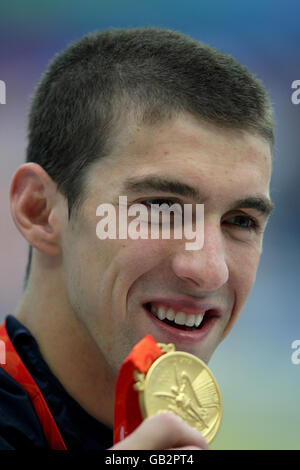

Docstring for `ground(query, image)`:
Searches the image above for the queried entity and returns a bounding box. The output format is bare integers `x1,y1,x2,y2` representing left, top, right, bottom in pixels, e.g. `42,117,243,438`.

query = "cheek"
109,238,175,324
231,244,261,300
61,219,115,322
112,238,172,307
221,245,261,340
119,238,169,275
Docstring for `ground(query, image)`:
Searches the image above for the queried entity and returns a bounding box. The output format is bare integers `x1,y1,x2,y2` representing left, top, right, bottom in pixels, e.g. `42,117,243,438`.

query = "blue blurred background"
0,0,299,449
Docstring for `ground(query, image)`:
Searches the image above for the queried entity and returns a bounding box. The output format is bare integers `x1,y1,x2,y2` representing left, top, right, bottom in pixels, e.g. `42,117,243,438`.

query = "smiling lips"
144,299,221,331
150,303,204,328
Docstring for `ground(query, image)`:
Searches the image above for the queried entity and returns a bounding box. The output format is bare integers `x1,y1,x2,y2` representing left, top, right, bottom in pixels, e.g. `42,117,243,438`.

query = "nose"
171,221,229,292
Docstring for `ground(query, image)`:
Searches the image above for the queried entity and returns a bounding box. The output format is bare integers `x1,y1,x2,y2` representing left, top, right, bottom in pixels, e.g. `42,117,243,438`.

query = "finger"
110,411,209,450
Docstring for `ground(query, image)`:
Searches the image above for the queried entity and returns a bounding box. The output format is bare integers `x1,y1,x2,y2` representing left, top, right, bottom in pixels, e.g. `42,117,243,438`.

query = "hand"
109,412,210,450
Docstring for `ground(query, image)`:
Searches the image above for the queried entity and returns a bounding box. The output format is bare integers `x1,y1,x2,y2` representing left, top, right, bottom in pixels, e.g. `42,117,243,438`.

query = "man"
0,27,274,450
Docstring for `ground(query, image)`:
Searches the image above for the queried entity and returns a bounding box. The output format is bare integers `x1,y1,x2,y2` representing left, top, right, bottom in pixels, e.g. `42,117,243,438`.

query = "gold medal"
133,342,222,444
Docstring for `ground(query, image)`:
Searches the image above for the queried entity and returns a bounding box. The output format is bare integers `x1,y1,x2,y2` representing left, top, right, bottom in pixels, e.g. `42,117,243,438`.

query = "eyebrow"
123,175,275,218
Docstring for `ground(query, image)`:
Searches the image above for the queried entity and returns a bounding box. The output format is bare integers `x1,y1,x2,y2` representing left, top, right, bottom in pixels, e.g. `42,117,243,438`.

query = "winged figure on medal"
153,365,220,431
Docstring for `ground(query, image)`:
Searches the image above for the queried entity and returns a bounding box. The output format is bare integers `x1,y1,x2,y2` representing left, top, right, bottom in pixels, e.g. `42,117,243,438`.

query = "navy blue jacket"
0,315,113,449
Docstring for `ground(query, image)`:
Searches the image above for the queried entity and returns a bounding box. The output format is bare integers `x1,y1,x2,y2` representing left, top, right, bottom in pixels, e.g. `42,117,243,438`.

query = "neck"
14,262,115,430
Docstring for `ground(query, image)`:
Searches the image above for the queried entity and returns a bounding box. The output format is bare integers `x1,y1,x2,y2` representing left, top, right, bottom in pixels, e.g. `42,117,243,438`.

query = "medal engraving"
136,349,222,444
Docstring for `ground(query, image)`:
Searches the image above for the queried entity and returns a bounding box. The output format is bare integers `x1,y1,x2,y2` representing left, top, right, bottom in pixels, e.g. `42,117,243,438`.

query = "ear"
10,163,65,256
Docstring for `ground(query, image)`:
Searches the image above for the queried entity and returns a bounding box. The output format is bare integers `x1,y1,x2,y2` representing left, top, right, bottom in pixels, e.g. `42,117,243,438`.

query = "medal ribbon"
113,334,162,444
0,322,67,450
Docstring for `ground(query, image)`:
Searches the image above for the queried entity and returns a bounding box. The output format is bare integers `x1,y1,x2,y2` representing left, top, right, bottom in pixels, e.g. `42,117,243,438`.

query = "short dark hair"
24,27,274,287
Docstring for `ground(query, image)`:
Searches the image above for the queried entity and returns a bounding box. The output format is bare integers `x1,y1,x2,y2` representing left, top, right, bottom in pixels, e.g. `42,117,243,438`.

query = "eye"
142,198,178,209
139,198,183,227
223,214,259,231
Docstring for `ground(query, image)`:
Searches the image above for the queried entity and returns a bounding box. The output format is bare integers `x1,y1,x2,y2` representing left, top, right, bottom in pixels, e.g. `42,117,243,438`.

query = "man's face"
62,113,272,376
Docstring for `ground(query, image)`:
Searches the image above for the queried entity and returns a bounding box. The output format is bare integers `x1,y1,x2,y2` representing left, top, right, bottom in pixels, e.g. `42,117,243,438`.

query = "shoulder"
0,366,47,449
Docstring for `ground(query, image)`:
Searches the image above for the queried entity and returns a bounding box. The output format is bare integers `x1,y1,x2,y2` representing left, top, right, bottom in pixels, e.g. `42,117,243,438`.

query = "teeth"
166,309,175,321
195,314,204,327
150,304,157,315
174,312,186,325
157,306,166,321
186,314,196,327
150,304,204,328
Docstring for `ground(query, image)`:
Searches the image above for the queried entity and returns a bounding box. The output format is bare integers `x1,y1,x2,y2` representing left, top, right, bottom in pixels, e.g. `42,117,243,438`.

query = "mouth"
142,300,221,342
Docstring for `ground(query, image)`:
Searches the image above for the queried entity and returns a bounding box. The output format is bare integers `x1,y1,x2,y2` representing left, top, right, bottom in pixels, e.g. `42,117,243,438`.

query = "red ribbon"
113,334,162,444
0,322,67,450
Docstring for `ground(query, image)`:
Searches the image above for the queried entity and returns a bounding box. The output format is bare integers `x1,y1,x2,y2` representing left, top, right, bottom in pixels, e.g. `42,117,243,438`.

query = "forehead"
87,113,272,201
